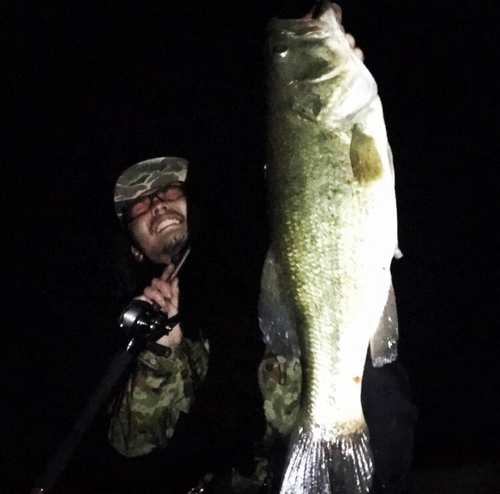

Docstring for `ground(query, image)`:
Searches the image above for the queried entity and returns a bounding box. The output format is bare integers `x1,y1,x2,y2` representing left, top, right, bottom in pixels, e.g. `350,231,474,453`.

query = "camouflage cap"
114,157,188,219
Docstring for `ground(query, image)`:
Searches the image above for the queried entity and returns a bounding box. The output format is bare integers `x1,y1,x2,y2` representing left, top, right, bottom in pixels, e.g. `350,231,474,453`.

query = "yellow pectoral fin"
349,123,384,184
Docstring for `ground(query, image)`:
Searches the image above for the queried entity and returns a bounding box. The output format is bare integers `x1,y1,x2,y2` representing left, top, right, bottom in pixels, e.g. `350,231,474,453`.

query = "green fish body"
260,4,400,493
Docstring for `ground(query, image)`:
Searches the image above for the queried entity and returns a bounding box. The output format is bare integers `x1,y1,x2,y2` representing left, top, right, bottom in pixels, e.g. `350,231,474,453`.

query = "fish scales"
269,114,386,427
260,3,400,494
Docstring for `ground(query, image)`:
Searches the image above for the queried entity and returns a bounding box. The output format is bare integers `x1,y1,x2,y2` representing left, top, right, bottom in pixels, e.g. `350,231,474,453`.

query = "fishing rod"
30,246,191,494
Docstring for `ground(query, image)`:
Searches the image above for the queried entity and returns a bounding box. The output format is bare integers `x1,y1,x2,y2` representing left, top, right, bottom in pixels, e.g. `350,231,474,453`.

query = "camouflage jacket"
108,337,302,493
109,337,209,457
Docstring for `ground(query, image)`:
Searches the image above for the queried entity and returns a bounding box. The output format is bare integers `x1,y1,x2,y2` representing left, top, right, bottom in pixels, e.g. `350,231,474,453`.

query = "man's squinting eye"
129,198,151,219
159,184,185,201
126,183,185,222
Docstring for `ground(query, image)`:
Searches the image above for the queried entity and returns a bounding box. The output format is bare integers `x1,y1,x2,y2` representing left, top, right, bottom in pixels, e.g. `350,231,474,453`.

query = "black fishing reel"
119,300,179,355
119,300,170,337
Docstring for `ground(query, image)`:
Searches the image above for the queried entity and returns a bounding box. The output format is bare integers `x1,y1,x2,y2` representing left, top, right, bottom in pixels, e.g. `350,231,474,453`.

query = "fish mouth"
151,213,184,235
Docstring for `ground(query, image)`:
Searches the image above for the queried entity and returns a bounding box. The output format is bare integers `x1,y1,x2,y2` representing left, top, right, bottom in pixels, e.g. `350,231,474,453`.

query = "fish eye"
272,43,289,58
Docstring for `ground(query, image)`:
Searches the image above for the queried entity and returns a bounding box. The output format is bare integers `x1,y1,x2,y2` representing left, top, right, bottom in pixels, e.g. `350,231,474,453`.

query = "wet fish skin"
263,3,399,493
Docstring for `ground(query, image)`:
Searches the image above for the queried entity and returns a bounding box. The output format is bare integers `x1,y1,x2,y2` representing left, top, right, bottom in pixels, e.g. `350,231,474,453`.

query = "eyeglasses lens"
125,184,184,222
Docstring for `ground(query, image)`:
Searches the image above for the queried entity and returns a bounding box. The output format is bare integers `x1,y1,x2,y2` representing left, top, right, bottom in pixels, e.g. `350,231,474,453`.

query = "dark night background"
3,0,499,492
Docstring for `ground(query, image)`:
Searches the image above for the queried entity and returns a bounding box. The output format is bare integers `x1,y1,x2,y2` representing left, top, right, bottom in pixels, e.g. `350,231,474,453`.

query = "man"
110,156,267,493
109,157,416,493
113,156,188,349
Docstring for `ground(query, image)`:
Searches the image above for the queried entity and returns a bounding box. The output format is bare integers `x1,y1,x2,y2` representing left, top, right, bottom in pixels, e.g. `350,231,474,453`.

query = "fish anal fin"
370,282,399,367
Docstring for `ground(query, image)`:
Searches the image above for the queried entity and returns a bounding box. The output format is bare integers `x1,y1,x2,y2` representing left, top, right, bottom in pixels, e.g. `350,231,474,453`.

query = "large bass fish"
259,3,401,493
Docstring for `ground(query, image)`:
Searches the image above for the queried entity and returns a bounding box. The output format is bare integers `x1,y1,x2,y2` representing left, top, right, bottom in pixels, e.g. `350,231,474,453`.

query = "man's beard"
156,230,188,264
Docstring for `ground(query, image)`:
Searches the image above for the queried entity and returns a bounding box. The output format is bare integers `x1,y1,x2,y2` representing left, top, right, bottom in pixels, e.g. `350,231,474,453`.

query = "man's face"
126,183,188,264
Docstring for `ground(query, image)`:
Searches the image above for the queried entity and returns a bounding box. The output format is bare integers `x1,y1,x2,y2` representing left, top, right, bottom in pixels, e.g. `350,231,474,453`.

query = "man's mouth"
153,215,183,234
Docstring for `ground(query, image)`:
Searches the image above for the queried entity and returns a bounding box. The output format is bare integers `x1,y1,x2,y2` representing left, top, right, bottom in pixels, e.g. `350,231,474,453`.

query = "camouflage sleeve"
258,353,302,439
108,337,208,457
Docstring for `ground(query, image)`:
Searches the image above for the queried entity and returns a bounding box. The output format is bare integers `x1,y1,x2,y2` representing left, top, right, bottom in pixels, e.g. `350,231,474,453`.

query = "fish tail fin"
279,425,373,494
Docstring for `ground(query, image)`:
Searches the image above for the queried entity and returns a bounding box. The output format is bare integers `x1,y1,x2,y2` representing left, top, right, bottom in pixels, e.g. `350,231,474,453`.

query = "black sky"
3,0,499,492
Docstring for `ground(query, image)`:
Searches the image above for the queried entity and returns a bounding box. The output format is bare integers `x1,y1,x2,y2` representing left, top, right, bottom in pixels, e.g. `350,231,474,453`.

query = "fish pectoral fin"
350,123,384,184
370,282,399,367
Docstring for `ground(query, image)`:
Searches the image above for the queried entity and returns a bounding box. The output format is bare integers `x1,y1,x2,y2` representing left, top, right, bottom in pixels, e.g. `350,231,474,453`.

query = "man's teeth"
157,218,180,232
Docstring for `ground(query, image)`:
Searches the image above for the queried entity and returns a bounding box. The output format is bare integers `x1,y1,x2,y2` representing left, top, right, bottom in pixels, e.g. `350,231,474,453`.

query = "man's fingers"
354,47,364,61
135,267,180,317
143,286,170,309
345,33,365,61
151,277,173,298
332,3,342,23
346,33,355,49
143,277,179,311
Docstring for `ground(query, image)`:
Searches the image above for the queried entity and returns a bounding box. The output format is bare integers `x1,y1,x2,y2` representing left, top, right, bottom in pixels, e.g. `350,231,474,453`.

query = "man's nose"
151,194,169,214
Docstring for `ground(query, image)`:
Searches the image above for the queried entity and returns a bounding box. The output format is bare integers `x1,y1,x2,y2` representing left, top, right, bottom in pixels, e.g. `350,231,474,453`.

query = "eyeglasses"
123,183,185,223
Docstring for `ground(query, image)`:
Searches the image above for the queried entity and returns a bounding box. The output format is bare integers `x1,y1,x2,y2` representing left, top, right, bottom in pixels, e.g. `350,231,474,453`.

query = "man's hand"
346,33,364,62
330,3,364,61
135,264,182,347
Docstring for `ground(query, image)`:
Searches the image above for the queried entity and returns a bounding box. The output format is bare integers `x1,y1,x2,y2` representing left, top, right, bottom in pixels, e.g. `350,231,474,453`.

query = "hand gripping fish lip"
269,1,343,38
